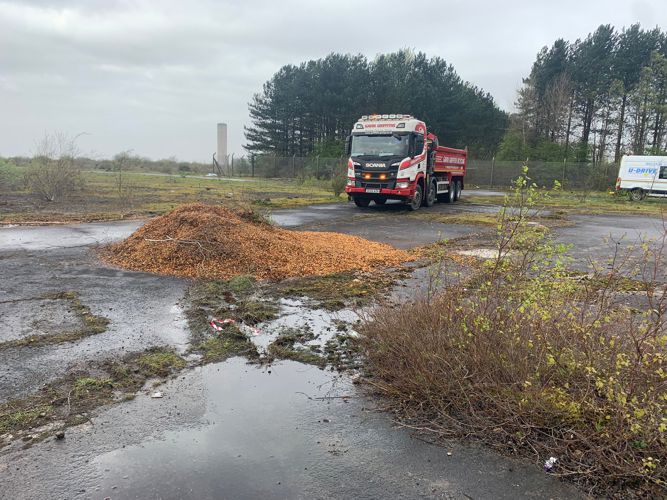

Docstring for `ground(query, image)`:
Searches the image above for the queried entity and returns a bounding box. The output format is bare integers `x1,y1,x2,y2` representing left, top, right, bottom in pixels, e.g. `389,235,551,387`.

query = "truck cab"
344,114,466,210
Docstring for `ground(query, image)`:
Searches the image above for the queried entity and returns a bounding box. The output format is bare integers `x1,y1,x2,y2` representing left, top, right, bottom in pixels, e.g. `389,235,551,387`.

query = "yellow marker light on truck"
379,174,386,180
363,173,371,180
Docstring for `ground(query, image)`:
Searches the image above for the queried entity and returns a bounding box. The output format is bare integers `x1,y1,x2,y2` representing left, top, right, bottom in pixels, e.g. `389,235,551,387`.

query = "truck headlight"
396,181,409,189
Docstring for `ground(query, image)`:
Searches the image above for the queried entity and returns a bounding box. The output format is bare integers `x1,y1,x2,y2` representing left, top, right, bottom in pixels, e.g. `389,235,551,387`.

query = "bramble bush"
359,170,667,496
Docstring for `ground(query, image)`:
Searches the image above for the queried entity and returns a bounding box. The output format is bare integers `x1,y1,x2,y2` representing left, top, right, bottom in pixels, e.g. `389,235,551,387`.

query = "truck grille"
358,181,395,190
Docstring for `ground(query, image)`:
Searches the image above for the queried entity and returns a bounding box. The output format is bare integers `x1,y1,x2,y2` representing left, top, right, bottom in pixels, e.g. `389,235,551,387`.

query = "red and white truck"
344,114,467,210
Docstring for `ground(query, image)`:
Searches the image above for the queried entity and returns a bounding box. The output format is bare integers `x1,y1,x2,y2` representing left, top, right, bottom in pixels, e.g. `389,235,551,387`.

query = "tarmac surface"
1,192,665,499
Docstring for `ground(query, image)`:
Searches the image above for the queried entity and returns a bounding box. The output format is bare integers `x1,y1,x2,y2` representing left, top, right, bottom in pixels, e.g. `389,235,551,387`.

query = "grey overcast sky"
1,0,665,162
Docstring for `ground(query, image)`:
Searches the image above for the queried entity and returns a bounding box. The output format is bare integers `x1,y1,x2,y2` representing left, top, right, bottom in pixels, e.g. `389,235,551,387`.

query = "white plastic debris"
544,456,558,472
151,391,164,399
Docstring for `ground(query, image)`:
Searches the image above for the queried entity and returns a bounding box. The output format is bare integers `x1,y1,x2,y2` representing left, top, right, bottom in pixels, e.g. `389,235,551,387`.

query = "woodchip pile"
101,204,414,280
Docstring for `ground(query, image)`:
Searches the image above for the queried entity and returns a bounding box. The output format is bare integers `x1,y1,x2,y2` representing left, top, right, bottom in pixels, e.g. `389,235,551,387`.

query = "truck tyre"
629,188,645,202
374,198,386,205
353,197,371,208
408,184,423,211
440,184,455,203
454,180,462,201
424,180,437,207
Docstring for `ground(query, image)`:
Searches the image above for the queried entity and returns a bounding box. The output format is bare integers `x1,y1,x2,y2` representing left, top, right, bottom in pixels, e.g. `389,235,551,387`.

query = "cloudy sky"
1,0,665,162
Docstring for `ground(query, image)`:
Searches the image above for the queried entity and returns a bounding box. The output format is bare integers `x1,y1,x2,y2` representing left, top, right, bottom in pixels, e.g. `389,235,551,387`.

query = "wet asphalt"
1,192,665,499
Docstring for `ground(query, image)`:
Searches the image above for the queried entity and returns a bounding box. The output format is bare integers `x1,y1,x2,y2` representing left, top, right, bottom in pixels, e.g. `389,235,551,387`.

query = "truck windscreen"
351,134,409,158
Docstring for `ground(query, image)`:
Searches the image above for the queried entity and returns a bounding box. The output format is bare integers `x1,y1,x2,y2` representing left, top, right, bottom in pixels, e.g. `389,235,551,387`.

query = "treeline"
244,50,508,159
500,24,667,162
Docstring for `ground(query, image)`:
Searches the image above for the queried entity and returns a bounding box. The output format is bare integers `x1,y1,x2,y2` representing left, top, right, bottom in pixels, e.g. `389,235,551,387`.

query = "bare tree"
25,132,85,202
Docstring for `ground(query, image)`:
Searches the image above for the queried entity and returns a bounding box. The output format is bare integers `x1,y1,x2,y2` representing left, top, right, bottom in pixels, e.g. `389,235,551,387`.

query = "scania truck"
344,114,467,210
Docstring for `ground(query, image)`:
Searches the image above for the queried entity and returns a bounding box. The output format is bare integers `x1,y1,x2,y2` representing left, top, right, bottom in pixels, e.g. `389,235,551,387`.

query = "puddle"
94,358,353,499
56,356,580,500
251,298,359,353
167,303,191,354
455,248,500,259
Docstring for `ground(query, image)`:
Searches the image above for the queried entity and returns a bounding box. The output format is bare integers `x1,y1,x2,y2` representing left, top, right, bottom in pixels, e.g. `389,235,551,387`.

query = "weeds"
267,327,326,367
359,170,667,497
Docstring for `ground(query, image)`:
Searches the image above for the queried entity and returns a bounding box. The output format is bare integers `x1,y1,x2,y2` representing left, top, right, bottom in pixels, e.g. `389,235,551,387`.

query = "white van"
616,155,667,201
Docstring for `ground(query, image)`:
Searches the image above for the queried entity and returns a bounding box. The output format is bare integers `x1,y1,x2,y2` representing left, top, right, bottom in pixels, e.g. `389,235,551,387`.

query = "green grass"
0,167,345,223
467,189,667,216
198,325,258,363
0,405,53,434
271,271,405,310
136,350,186,377
73,377,113,397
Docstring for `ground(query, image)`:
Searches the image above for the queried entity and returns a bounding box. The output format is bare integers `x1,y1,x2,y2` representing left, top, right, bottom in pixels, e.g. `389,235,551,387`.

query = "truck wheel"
374,198,386,205
441,184,455,203
408,184,423,211
424,180,437,207
629,188,645,202
454,180,462,201
353,197,371,208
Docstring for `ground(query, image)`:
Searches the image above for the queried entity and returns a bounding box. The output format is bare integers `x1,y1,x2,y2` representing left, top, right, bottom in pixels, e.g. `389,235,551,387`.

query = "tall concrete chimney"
217,123,228,166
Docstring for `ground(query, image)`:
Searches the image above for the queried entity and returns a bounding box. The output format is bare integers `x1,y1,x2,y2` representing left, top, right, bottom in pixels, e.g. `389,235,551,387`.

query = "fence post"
251,154,255,178
292,154,296,178
490,156,495,187
274,155,278,178
562,158,566,187
316,155,320,178
231,153,234,177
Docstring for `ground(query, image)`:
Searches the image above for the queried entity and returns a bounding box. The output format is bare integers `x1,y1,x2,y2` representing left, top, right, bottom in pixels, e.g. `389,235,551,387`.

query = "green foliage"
245,49,508,158
330,168,347,198
311,138,345,158
515,24,667,163
361,171,667,496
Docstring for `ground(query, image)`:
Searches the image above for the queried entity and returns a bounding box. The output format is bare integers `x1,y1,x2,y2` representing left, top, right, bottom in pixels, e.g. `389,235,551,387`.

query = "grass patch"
136,350,186,377
468,189,667,216
198,325,258,363
267,327,326,368
0,168,343,223
0,406,53,435
73,377,113,398
407,211,501,227
272,271,403,310
0,291,109,351
0,346,187,445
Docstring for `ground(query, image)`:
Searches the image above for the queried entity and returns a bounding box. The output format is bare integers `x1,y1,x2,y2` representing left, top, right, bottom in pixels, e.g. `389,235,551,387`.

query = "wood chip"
100,204,414,280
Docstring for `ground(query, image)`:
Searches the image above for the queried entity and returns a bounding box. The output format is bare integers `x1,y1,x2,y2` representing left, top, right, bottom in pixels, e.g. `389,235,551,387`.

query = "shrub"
359,171,667,496
24,133,84,202
331,168,347,198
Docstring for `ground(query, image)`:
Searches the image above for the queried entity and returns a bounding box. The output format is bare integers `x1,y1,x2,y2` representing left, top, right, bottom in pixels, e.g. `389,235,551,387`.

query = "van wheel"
629,188,645,202
353,197,371,207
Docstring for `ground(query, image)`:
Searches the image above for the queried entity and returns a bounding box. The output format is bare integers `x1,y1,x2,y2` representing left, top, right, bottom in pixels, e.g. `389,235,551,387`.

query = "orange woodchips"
101,204,413,280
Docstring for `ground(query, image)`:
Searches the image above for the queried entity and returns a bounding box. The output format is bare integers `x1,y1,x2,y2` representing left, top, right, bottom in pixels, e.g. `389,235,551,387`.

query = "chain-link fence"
222,155,619,191
465,159,618,190
222,156,347,180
